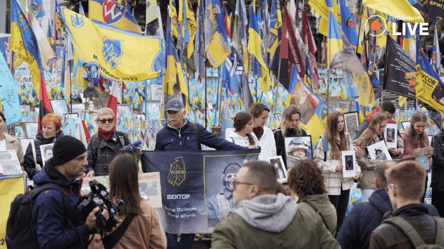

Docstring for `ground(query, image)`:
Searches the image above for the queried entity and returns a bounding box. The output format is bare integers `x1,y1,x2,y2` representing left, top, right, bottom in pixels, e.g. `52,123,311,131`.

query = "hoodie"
234,193,297,233
225,128,259,147
32,158,89,249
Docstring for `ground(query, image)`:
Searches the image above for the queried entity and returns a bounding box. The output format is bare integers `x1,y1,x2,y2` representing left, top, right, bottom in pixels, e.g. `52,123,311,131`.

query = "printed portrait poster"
142,149,260,234
269,156,287,183
384,123,398,149
40,143,54,167
367,141,392,161
0,150,22,175
341,150,356,178
285,136,313,168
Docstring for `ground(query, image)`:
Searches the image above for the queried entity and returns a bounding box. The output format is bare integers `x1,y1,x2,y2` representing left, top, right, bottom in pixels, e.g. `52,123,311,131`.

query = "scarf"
98,127,116,142
253,127,264,139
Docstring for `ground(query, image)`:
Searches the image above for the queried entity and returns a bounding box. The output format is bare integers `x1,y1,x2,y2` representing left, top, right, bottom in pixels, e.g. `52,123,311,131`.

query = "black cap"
166,98,184,111
52,136,87,166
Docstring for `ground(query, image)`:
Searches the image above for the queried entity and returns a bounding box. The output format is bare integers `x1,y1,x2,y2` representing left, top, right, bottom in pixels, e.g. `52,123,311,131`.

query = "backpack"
382,216,444,249
5,183,75,249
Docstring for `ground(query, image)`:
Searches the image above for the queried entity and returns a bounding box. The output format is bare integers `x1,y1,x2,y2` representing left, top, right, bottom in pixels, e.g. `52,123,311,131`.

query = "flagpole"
355,5,364,53
8,43,13,74
326,68,330,116
205,70,208,128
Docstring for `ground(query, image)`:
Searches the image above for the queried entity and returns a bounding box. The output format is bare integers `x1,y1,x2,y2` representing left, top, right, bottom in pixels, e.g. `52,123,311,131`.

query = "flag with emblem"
89,0,142,33
205,0,231,68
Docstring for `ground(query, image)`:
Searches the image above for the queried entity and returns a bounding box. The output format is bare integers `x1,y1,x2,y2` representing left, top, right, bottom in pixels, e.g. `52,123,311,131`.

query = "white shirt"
256,126,277,161
0,139,6,151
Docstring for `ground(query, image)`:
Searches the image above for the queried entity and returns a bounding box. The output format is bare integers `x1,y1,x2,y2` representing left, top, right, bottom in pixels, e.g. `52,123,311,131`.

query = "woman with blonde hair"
90,154,167,249
274,105,307,169
354,112,387,202
314,111,360,235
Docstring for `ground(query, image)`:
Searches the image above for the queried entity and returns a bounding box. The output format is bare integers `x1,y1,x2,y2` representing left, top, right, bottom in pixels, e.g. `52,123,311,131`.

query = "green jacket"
299,194,338,235
212,198,340,249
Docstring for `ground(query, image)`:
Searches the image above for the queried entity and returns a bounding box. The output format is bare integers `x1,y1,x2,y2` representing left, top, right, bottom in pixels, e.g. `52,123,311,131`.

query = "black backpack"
5,183,74,249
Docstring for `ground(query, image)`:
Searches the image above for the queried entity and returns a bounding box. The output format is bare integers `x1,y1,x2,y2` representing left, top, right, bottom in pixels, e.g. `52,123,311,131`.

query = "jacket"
211,193,341,249
32,158,89,249
24,131,64,180
337,188,393,249
274,127,307,169
314,133,361,195
432,130,444,190
299,194,337,235
89,201,167,249
256,126,277,161
225,128,259,147
86,130,130,176
355,135,385,189
4,133,24,168
369,204,441,249
155,119,246,151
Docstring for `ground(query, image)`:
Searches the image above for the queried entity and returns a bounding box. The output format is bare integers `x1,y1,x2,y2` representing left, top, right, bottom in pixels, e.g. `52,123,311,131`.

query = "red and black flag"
38,73,53,132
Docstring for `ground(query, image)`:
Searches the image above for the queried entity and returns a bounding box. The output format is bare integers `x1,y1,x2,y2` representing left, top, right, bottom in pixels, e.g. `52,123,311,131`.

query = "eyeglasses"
233,180,254,189
385,183,398,193
99,118,114,124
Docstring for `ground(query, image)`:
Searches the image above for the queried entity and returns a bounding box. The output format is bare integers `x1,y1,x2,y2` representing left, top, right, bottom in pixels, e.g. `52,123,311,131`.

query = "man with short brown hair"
369,161,443,249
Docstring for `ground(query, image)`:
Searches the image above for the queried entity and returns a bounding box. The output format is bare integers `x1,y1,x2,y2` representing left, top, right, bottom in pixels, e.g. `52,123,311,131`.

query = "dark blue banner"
142,149,260,233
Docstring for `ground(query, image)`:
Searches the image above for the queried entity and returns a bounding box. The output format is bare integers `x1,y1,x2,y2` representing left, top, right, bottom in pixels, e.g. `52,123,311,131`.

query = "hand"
104,219,121,236
355,147,364,157
428,147,434,158
86,171,95,178
353,173,361,180
248,145,258,149
412,149,420,157
388,148,399,156
336,164,343,172
23,171,28,178
85,207,101,231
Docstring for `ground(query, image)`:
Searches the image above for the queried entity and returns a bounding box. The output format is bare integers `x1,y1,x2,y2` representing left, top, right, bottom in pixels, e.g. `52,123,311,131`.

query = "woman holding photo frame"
274,105,307,169
354,113,387,202
314,111,361,235
400,112,434,202
0,111,25,176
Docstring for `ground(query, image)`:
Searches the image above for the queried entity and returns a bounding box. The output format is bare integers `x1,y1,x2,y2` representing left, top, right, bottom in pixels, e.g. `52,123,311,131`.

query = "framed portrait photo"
40,143,54,167
151,84,163,102
428,135,433,147
367,141,392,161
284,135,313,169
50,99,69,117
0,150,22,175
25,122,38,139
269,156,287,183
71,103,86,118
343,112,360,139
384,123,398,149
341,150,357,178
14,123,25,139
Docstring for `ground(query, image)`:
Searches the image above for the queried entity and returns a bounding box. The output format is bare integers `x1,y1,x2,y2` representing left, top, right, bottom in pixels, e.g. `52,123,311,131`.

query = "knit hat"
52,136,87,166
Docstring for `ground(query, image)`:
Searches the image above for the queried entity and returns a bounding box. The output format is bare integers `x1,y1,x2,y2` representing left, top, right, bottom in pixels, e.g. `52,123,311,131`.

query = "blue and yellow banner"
60,7,163,82
142,149,260,233
416,52,444,113
89,0,142,34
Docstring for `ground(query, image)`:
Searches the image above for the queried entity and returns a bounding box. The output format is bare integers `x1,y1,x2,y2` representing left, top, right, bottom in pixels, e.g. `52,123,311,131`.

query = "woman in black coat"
431,115,444,217
274,105,307,169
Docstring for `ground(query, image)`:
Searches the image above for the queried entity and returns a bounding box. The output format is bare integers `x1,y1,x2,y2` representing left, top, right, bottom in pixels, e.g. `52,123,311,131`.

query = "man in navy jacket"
337,161,440,249
155,98,249,249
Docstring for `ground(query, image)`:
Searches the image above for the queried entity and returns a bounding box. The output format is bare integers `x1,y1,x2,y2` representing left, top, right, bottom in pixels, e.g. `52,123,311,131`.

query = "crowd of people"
2,98,444,249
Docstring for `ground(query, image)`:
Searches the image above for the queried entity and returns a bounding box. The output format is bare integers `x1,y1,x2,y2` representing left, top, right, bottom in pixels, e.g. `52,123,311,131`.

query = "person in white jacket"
249,103,277,161
225,112,259,147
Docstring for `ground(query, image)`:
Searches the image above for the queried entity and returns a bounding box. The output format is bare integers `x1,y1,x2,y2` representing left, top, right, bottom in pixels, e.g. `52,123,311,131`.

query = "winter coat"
314,133,361,195
256,126,277,161
155,119,246,151
86,130,130,176
89,201,167,249
299,194,337,235
337,188,393,249
355,135,385,189
211,194,341,249
370,204,441,249
32,158,89,249
274,127,307,169
3,133,24,168
24,131,64,180
432,130,444,190
225,128,259,147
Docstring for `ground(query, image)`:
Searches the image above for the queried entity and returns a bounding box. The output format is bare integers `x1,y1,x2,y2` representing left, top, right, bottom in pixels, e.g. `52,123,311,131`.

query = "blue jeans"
166,233,195,249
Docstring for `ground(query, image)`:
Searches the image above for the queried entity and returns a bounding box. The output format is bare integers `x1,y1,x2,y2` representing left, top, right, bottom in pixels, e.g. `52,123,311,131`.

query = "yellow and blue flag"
47,20,54,47
304,55,313,91
248,4,271,93
339,0,357,47
362,0,424,23
268,0,282,56
169,0,179,38
10,0,44,95
60,7,163,82
403,22,416,60
206,0,231,68
89,0,142,34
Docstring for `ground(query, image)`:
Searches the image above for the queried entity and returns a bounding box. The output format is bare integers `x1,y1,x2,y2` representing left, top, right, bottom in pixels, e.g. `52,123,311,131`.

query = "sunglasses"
99,118,114,124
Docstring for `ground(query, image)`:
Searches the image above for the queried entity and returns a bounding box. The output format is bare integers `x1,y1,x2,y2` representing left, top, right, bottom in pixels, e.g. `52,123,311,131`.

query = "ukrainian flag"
169,0,178,38
248,5,271,93
363,0,424,23
89,0,142,34
268,0,282,56
327,10,342,69
10,0,44,95
304,55,313,91
403,23,416,60
47,20,54,47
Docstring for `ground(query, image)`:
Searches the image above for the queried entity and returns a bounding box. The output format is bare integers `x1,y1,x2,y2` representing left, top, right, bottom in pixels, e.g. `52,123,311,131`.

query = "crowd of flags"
4,0,444,142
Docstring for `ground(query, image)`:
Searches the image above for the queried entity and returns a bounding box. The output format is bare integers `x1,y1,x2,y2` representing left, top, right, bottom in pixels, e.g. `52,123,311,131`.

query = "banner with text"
142,149,260,233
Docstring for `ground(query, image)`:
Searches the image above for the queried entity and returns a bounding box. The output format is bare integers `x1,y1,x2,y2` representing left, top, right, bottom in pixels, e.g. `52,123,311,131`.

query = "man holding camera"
32,136,108,249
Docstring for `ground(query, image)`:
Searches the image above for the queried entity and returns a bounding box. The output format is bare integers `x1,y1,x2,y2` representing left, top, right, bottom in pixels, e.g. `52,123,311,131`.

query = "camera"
77,180,124,232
